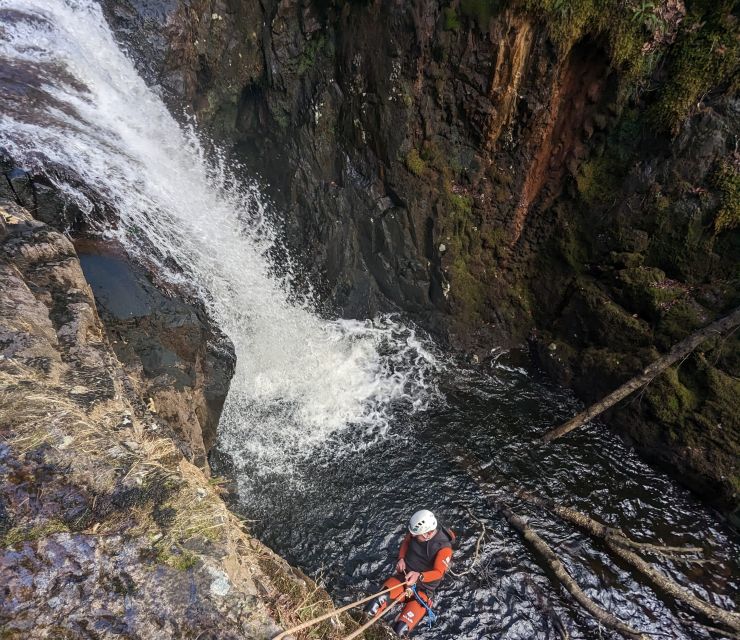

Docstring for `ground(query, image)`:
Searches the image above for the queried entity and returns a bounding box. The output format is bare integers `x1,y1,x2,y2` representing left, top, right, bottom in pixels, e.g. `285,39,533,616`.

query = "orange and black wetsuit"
369,529,453,636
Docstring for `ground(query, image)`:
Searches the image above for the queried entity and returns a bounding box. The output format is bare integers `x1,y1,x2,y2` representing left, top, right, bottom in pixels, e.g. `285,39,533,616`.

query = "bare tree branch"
541,307,740,442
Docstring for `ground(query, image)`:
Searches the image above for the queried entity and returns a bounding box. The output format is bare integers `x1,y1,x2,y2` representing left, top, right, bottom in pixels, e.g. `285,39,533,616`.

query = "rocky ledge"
0,200,368,639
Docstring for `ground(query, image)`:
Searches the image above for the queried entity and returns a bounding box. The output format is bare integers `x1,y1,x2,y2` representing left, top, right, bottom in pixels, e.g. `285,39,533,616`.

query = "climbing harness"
410,584,438,628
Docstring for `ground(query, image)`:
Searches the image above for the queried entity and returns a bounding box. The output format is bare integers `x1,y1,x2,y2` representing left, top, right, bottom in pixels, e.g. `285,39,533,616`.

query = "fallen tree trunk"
510,488,703,558
513,490,740,633
500,504,652,640
541,306,740,442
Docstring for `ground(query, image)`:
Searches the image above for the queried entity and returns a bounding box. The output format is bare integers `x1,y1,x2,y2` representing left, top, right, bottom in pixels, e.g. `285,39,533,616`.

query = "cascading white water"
0,0,441,483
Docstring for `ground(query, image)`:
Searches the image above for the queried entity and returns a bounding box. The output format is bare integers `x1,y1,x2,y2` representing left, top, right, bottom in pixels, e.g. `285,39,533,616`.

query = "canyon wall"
79,0,740,513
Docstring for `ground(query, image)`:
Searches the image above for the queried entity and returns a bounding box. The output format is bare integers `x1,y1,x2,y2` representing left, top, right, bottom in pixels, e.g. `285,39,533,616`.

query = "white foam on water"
0,0,442,487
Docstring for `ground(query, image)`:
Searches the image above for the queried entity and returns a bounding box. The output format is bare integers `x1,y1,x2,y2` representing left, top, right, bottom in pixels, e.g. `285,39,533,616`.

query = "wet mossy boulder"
614,266,688,320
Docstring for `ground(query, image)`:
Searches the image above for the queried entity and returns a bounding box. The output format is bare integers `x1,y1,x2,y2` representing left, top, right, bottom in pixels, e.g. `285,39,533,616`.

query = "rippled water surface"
221,352,739,639
1,3,737,638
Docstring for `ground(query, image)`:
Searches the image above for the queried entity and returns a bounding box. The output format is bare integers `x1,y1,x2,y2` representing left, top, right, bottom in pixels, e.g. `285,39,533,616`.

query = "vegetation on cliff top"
451,0,739,130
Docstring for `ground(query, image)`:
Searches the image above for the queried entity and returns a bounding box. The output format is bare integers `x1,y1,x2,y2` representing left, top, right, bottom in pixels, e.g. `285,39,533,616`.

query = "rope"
410,585,437,629
341,593,406,640
272,581,408,639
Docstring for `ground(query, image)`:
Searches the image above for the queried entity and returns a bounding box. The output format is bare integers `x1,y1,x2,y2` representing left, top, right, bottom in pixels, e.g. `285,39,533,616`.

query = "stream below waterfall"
1,2,738,639
216,350,739,640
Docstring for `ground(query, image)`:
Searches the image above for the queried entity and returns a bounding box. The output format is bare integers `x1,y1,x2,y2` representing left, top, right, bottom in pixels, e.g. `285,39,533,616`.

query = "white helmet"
408,509,437,535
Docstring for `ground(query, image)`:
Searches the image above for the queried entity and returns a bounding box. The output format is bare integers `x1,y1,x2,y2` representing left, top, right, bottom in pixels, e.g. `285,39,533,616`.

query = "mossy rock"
460,0,501,32
576,152,626,207
701,361,740,433
615,266,688,318
448,254,486,325
645,367,698,429
609,251,644,269
443,6,461,31
570,280,654,350
2,519,69,548
651,1,740,131
710,159,740,235
655,298,708,348
405,149,426,176
577,346,648,397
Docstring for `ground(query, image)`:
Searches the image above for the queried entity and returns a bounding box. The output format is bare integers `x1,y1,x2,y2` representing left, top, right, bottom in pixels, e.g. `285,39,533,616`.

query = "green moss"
449,255,486,324
656,299,706,346
609,252,644,269
152,545,199,571
576,281,654,350
272,108,290,130
616,266,689,318
420,141,444,172
2,519,69,548
443,6,461,31
710,159,740,234
580,346,638,385
703,359,740,420
645,367,698,427
168,549,199,571
518,0,647,78
557,222,588,272
575,112,641,207
576,157,619,206
480,226,506,258
460,0,501,31
297,35,328,75
447,191,473,219
651,1,740,131
448,0,734,127
405,148,426,176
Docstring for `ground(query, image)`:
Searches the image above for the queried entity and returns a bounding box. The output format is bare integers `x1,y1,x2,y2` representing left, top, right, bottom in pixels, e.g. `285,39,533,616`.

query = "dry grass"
0,351,362,638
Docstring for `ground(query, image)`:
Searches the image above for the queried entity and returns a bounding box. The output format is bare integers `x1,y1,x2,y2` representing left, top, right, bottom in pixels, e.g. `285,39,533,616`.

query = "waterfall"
0,0,440,482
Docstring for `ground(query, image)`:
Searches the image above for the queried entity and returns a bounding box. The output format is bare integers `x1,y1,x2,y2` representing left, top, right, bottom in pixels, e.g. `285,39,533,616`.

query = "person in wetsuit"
365,509,454,636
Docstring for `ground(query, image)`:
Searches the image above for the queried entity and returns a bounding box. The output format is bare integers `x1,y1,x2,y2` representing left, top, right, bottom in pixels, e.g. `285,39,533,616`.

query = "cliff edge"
0,199,363,639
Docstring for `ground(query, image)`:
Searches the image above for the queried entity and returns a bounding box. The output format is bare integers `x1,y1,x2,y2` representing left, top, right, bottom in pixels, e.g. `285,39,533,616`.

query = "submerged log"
513,490,740,633
499,504,651,640
541,306,740,442
510,489,703,557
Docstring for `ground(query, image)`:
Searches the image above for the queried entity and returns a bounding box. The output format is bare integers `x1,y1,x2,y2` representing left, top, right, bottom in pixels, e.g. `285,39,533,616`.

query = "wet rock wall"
98,0,740,511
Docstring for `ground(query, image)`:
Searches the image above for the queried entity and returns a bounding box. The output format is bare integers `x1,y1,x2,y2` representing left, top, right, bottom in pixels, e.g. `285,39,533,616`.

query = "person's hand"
396,558,406,574
405,571,420,586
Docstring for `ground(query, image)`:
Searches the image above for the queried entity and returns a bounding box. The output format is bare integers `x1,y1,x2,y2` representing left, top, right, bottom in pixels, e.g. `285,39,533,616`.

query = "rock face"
96,0,739,512
0,158,235,473
75,238,235,470
0,200,363,638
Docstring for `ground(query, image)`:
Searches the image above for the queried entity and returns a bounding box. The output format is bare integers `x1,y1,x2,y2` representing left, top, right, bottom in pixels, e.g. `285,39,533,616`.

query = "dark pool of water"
78,251,155,319
218,352,738,639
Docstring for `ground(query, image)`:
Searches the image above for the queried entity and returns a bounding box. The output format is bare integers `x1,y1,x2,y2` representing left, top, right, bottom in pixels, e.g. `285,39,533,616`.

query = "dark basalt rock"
0,159,85,231
93,0,740,511
75,238,236,469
